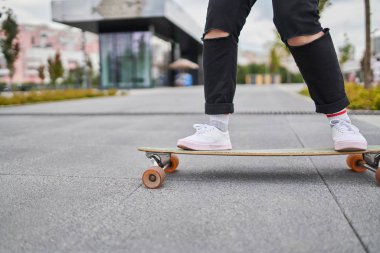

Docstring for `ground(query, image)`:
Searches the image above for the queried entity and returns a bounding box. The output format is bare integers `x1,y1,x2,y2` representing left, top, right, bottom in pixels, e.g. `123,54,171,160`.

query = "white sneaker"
330,119,367,151
177,124,232,150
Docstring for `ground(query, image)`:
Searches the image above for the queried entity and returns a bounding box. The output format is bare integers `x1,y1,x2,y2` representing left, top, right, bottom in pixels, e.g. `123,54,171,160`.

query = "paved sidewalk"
0,85,379,253
0,84,315,114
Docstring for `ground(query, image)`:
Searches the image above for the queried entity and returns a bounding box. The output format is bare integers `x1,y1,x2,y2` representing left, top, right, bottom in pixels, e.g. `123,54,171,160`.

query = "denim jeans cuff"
315,96,350,114
205,103,234,115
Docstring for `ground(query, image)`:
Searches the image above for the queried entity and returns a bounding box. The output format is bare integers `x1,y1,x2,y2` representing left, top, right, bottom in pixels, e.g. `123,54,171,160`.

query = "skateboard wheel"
375,169,380,185
346,154,366,173
164,154,179,173
142,166,165,189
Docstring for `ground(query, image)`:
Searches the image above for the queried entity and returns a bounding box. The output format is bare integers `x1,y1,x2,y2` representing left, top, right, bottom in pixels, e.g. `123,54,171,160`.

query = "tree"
37,64,45,85
272,30,290,57
363,0,371,89
0,8,20,85
270,31,291,82
318,0,332,14
65,64,83,86
269,47,281,74
339,34,355,65
47,51,64,85
85,56,94,87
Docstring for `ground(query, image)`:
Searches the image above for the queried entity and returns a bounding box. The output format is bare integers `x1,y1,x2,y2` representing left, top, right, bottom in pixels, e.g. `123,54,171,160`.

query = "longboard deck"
138,145,380,156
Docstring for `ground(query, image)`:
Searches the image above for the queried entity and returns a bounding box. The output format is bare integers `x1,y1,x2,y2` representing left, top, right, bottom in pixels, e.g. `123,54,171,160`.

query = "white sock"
209,114,229,132
326,108,350,125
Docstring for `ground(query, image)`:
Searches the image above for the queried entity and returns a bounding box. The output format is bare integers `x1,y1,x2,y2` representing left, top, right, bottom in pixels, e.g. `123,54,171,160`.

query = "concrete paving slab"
68,180,364,253
0,175,140,253
354,115,380,129
0,86,378,253
0,113,372,253
286,115,380,252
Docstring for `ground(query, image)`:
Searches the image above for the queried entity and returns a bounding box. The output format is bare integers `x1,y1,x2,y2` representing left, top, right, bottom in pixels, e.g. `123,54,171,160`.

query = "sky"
2,0,380,60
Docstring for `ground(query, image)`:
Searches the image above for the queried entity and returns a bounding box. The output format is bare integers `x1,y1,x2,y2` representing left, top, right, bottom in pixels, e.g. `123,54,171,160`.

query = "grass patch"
299,83,380,110
0,89,118,106
299,87,310,97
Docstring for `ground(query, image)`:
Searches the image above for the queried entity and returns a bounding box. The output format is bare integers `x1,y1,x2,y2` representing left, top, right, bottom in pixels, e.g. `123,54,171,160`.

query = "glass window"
152,35,171,86
100,31,152,88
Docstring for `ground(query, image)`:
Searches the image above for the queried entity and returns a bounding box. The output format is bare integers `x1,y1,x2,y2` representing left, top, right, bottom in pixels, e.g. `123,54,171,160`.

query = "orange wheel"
142,166,166,189
164,154,179,173
346,154,366,173
376,169,380,185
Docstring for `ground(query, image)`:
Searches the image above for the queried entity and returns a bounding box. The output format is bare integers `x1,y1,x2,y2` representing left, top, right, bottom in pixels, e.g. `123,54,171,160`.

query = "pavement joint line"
307,158,369,253
285,115,369,253
0,173,140,181
3,171,326,184
0,171,327,186
0,173,317,184
0,110,380,116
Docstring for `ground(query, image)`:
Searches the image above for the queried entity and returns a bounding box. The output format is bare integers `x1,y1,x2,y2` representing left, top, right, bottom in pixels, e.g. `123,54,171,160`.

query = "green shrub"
0,89,119,106
0,96,10,105
299,82,380,110
107,88,117,96
373,94,380,110
299,87,310,97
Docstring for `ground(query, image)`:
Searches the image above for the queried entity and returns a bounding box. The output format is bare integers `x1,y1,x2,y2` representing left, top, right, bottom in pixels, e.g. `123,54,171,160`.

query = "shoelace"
331,120,359,133
193,124,214,135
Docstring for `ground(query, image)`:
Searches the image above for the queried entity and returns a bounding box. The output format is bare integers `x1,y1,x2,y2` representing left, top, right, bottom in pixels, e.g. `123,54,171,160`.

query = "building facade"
0,24,99,84
51,0,203,88
341,32,380,84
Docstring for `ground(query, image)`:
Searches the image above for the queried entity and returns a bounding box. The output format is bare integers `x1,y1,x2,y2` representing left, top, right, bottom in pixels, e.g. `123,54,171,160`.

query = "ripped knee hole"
203,29,230,40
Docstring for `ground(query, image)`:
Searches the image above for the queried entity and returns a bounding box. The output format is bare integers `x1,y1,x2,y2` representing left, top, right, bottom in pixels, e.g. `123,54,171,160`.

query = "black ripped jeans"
203,0,349,115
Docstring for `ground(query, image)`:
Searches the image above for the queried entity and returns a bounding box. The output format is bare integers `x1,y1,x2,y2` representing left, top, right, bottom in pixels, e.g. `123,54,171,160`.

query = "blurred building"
341,32,380,83
374,33,380,56
52,0,203,89
372,33,380,83
0,24,99,84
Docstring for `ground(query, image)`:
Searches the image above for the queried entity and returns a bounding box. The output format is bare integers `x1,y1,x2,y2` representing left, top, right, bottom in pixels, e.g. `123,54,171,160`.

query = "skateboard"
137,146,380,189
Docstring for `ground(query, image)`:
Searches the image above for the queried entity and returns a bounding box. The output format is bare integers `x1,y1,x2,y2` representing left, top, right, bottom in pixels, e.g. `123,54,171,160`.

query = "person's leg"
272,0,367,151
177,0,256,150
203,0,256,115
203,28,231,132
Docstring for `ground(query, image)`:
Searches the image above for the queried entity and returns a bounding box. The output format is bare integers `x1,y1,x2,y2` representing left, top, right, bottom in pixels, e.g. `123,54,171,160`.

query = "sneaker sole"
177,139,232,151
335,141,367,151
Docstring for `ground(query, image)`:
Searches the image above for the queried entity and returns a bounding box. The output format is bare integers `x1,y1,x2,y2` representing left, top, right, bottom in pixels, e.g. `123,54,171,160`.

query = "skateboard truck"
361,153,380,172
146,152,171,168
